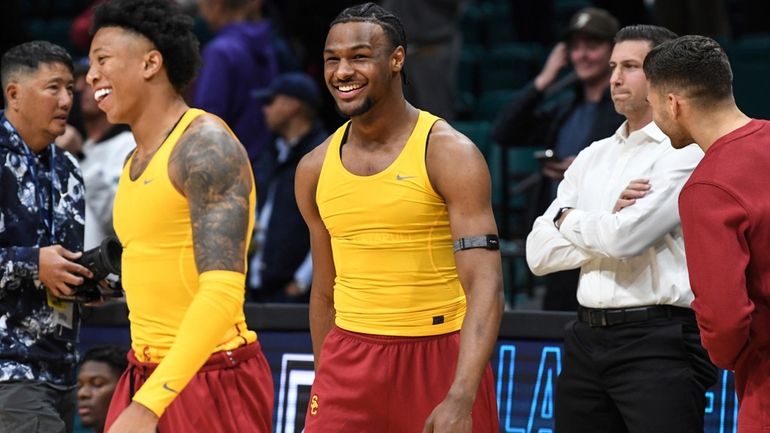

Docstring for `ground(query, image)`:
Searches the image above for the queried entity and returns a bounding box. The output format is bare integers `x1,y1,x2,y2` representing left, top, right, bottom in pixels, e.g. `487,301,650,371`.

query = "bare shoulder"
426,120,488,188
428,119,476,148
169,113,251,194
175,113,249,161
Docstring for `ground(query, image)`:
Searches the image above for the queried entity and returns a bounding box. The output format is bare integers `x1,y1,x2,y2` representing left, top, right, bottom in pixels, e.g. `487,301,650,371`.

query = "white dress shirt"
526,121,703,308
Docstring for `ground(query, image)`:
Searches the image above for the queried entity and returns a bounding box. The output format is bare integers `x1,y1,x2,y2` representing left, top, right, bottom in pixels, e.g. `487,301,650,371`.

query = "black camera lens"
101,237,122,275
66,236,123,303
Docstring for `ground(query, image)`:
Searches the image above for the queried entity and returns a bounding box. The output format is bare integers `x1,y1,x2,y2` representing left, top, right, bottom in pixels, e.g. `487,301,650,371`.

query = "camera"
67,236,123,303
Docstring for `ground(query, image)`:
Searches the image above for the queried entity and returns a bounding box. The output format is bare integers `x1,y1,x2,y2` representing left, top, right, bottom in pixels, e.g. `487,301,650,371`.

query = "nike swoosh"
396,174,416,181
143,178,154,185
163,382,179,394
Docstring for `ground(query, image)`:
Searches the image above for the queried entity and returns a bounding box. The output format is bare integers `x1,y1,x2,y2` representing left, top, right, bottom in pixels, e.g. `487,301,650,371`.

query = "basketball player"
86,1,273,432
295,3,503,432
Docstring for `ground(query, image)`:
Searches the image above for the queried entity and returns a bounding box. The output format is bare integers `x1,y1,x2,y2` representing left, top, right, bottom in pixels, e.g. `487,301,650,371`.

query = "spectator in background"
380,0,466,121
195,0,296,180
248,72,326,303
73,60,135,250
76,346,128,433
492,7,624,311
0,41,90,433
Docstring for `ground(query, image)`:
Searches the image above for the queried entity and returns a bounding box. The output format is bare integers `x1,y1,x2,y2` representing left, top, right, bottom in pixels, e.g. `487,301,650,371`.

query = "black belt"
577,305,694,327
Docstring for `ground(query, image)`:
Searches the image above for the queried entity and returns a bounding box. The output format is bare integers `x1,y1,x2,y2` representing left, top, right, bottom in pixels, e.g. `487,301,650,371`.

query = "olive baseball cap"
563,7,620,42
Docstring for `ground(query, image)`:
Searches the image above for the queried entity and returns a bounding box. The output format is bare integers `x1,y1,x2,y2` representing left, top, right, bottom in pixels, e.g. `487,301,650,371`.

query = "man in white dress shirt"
527,25,717,433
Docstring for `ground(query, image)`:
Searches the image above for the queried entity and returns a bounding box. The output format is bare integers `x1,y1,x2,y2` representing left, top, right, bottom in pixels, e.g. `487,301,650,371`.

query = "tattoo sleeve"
171,121,252,273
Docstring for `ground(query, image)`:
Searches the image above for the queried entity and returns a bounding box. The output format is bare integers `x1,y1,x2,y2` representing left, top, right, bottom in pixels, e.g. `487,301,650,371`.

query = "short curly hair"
644,35,733,105
80,345,128,378
92,0,201,92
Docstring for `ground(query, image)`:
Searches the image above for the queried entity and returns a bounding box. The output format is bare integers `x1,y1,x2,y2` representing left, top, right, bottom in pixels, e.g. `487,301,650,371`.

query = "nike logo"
396,174,416,181
143,178,154,185
162,382,179,394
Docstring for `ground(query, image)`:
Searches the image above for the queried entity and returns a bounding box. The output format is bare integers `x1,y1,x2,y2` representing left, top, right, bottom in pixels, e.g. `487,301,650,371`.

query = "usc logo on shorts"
310,394,319,415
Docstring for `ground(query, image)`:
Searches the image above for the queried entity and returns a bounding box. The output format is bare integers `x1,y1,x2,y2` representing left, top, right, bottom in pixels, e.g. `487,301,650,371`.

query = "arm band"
453,234,500,252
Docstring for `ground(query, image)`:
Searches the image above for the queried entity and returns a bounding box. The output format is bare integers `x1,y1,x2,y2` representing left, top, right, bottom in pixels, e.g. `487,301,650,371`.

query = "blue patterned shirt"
0,113,85,387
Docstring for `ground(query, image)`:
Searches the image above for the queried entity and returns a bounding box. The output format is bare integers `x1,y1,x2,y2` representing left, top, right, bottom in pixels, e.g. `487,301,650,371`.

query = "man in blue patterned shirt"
0,41,89,433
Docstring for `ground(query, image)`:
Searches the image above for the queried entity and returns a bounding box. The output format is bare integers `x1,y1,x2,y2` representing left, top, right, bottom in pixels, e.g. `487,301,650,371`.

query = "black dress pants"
555,316,718,433
542,269,580,311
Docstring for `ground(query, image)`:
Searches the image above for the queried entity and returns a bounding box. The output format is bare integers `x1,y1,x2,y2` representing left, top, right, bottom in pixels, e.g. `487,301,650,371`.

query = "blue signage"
79,327,737,432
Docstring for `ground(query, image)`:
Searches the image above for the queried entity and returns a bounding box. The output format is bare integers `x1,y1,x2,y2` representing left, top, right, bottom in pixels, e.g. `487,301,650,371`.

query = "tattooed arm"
128,114,254,418
170,116,252,273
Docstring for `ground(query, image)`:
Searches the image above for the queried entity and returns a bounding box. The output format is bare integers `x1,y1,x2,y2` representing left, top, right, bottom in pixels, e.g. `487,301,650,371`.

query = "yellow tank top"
113,108,256,361
316,110,467,336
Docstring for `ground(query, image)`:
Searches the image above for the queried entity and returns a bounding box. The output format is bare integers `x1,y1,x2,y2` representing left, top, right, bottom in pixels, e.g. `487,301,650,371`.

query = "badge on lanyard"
45,288,75,329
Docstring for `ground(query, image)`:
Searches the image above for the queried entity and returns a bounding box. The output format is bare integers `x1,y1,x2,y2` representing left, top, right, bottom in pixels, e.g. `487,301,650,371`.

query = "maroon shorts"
304,326,499,433
105,341,274,433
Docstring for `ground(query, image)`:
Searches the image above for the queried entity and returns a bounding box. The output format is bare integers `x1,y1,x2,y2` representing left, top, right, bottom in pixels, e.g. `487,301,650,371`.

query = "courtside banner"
81,304,738,433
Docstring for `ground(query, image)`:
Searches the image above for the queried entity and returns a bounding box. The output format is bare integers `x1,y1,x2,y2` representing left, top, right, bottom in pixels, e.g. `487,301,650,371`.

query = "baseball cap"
256,72,320,108
563,7,619,42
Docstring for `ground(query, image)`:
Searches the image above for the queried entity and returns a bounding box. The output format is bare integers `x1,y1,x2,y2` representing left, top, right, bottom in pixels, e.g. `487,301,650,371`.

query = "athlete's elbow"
309,284,334,306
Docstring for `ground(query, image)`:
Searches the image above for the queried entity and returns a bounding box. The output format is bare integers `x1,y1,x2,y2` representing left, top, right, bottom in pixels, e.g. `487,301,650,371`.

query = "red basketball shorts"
105,341,274,433
303,326,499,433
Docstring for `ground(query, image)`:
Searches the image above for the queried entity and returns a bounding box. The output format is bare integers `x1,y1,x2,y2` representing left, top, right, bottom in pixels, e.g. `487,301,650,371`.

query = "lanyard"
23,145,57,244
